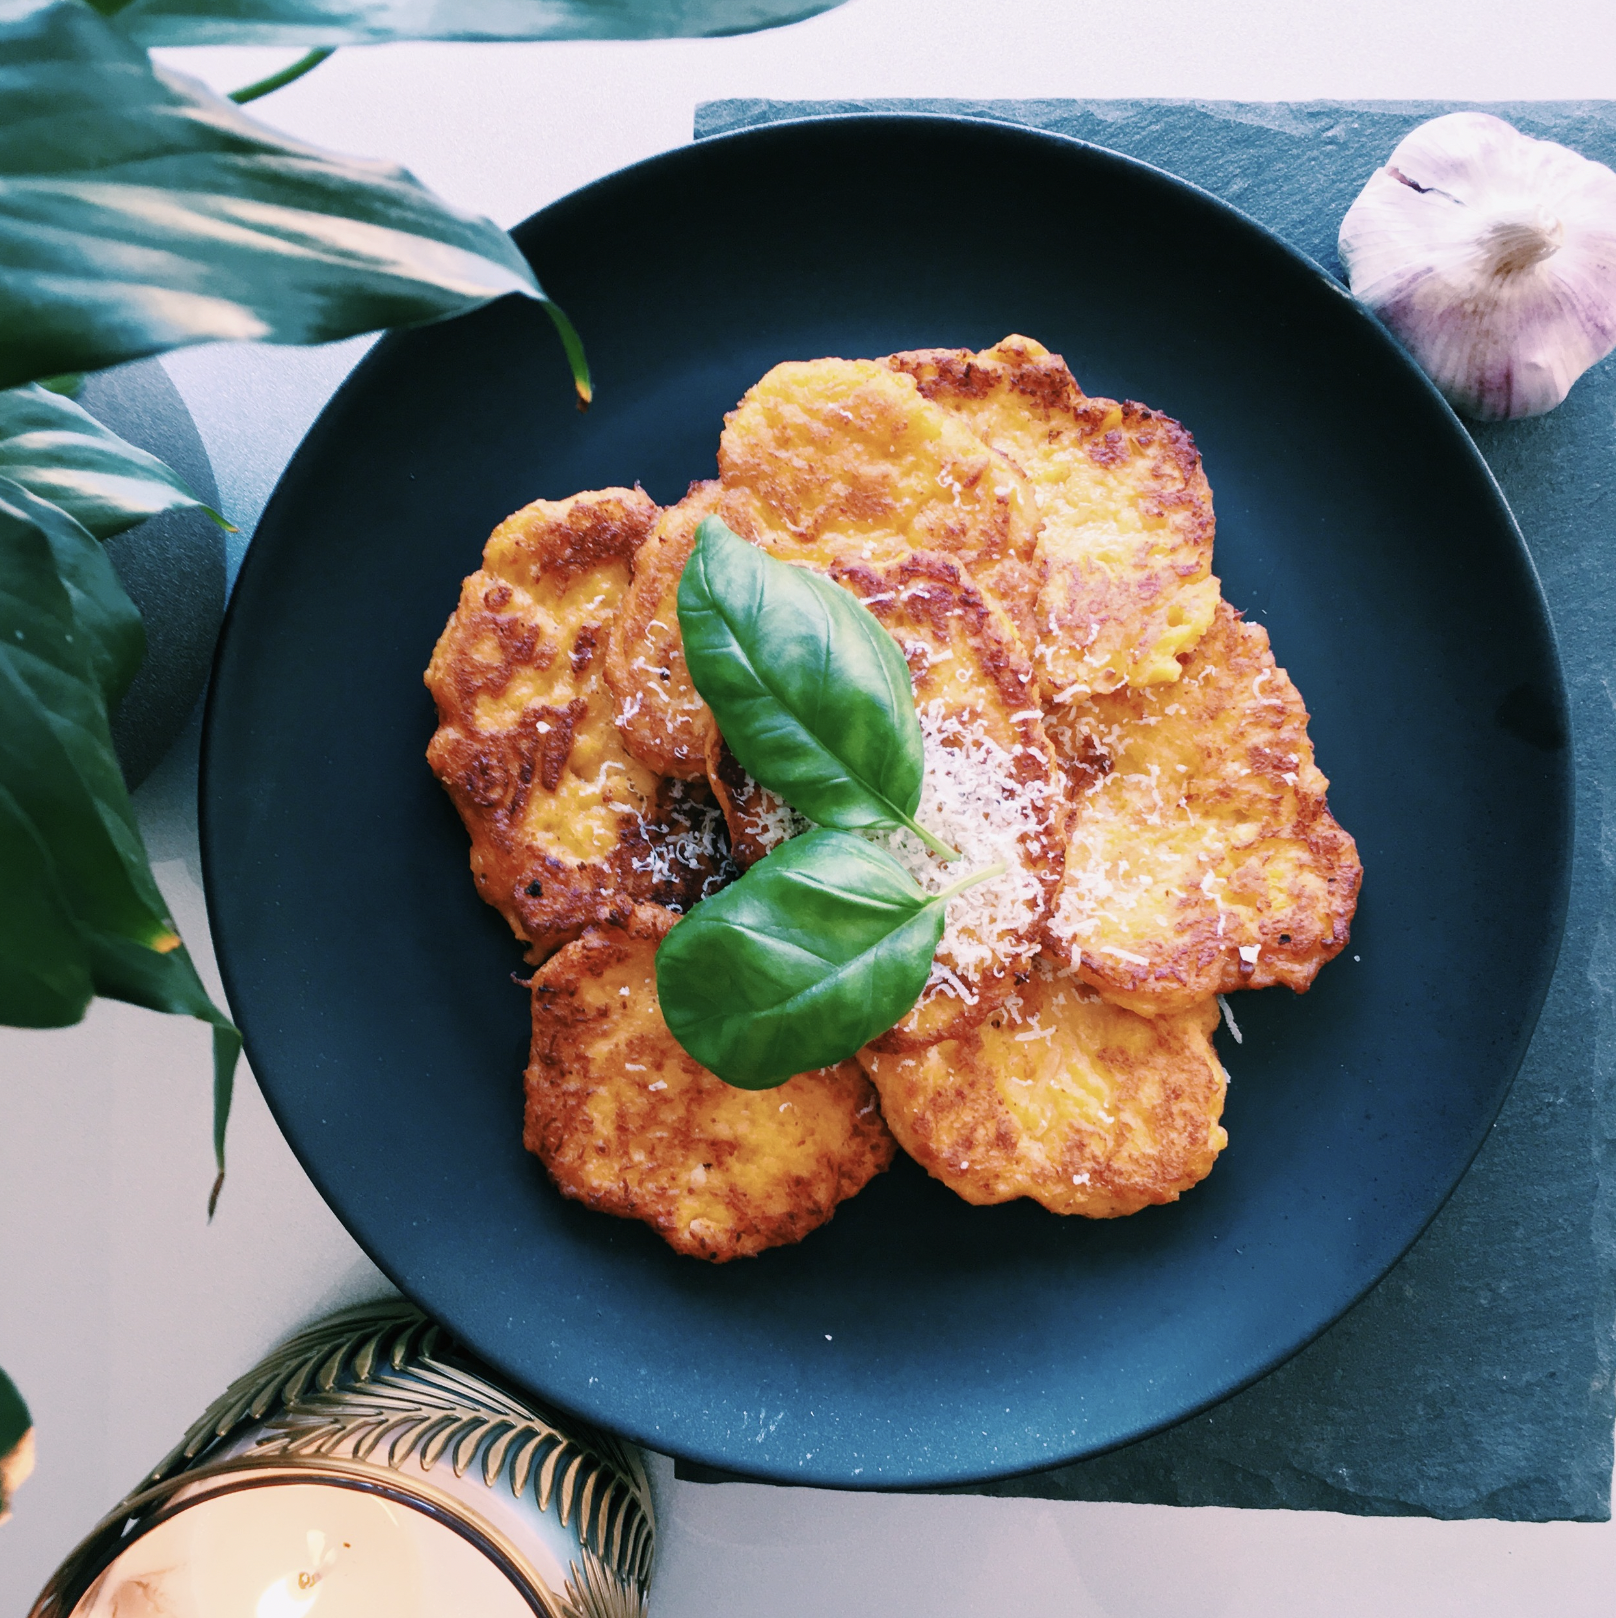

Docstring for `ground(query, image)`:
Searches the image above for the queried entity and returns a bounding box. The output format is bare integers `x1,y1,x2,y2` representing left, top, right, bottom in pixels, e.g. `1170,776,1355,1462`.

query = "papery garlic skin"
1339,112,1616,421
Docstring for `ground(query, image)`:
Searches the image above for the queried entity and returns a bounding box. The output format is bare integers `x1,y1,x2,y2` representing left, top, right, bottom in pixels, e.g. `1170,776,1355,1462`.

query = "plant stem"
542,300,593,410
229,48,336,105
934,859,1008,905
899,810,960,862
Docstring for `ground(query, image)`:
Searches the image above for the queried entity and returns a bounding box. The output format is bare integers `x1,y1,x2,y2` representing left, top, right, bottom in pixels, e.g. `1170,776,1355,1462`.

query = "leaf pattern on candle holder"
144,1299,653,1615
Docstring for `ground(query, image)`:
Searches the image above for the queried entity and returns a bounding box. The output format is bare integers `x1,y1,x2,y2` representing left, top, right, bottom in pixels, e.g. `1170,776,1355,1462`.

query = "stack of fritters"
425,335,1361,1257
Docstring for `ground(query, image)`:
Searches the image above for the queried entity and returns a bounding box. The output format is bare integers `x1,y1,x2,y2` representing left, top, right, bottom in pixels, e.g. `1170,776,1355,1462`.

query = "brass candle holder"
29,1300,654,1618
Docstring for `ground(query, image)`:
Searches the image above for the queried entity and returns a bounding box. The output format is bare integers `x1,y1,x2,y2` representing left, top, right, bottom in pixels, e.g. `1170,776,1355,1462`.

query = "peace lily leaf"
678,517,955,858
0,475,240,1200
0,0,588,403
0,780,90,1026
94,0,850,47
0,1364,33,1526
1,479,184,961
0,382,225,540
655,828,999,1088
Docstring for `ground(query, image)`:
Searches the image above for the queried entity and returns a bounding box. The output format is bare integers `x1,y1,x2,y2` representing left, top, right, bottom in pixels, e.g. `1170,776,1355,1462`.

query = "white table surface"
5,2,1616,1610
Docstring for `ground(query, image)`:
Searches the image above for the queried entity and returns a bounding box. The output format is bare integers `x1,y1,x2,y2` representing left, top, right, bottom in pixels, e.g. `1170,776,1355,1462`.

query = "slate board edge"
679,97,1616,1522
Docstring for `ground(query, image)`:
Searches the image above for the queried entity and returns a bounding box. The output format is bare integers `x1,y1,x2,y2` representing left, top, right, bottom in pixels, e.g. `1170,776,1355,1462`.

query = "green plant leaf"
0,382,225,539
0,1363,32,1525
0,780,91,1026
0,1,588,403
678,517,955,857
92,0,849,47
0,475,240,1193
0,1366,29,1459
655,828,997,1088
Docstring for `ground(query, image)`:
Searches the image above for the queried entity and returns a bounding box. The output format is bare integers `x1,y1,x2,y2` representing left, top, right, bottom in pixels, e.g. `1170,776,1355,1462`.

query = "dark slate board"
682,99,1616,1521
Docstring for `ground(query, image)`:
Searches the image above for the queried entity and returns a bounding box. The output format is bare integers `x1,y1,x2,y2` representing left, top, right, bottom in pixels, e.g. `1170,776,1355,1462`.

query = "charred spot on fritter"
704,731,806,871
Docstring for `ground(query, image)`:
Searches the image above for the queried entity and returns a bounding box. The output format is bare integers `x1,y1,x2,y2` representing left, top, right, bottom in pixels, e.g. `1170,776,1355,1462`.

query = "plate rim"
199,109,1576,1488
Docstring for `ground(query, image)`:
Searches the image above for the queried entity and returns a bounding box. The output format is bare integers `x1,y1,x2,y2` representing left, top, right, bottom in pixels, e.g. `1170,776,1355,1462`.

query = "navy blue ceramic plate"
201,116,1570,1487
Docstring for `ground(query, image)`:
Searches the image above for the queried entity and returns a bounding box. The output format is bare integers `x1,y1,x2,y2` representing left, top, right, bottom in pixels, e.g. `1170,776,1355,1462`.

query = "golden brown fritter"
602,482,721,781
525,905,897,1261
885,336,1221,701
430,338,1362,1250
718,357,1043,647
1041,600,1361,1015
704,731,805,871
425,488,732,955
860,965,1227,1218
830,553,1069,1052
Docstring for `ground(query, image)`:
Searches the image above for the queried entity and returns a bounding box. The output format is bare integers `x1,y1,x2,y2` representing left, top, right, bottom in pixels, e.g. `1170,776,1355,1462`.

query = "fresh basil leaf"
0,382,225,540
655,828,996,1088
678,516,955,858
0,1,588,403
95,0,850,47
0,476,240,1195
0,1363,32,1525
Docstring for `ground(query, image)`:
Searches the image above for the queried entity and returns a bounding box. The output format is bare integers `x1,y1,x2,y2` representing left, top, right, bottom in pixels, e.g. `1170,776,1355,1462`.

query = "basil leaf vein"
677,516,954,859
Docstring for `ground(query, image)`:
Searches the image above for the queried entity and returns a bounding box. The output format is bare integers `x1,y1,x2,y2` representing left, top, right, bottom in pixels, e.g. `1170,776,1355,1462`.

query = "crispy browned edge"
602,481,720,780
704,730,791,871
424,488,729,956
524,905,897,1261
1046,603,1363,1011
887,341,1212,547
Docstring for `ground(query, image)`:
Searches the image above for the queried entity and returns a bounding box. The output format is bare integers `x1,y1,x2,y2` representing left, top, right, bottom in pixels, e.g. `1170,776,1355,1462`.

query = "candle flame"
256,1576,321,1618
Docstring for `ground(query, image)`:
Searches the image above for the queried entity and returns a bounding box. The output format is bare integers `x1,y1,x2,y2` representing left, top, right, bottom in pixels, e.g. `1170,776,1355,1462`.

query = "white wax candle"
72,1482,534,1617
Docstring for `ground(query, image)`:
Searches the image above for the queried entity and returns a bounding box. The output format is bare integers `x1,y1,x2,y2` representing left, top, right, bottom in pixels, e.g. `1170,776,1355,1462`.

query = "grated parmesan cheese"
739,788,813,856
1014,1023,1056,1042
1217,994,1243,1044
866,699,1056,995
629,780,735,900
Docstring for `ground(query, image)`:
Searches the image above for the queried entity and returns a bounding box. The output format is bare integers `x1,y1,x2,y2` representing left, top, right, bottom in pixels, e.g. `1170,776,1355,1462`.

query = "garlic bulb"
1339,112,1616,420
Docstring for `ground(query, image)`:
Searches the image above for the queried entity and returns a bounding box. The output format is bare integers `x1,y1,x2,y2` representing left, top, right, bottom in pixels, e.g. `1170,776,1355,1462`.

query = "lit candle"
72,1484,533,1618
